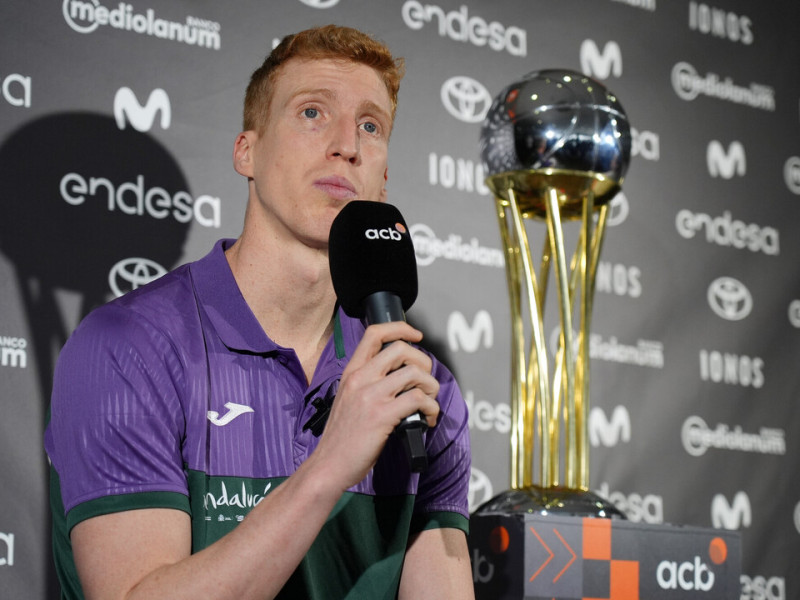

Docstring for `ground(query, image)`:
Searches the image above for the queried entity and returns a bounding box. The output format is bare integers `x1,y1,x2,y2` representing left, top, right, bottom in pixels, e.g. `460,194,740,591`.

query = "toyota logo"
440,76,492,123
468,467,494,511
109,257,167,298
707,276,752,321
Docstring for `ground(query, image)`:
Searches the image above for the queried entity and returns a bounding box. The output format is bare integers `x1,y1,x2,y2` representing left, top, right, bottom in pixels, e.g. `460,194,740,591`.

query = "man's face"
240,57,394,250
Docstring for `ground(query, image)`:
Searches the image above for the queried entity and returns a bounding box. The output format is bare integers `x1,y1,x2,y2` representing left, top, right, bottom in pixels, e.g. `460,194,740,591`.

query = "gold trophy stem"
498,183,610,495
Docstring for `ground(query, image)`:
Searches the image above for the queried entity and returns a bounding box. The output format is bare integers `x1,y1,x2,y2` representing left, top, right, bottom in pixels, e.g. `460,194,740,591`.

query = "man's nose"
327,118,360,164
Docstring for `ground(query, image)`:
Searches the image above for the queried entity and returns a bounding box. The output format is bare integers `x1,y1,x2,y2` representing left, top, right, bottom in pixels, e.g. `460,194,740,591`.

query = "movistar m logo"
207,402,254,426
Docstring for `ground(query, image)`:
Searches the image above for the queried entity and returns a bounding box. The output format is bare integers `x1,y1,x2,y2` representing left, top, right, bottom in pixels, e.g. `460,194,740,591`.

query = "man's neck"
225,227,337,383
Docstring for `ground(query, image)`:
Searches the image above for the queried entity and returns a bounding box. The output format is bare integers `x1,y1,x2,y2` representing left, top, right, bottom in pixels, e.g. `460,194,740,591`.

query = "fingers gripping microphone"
329,201,428,473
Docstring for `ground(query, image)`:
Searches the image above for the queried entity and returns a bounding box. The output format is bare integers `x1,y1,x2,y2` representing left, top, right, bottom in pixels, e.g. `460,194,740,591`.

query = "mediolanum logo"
579,39,623,79
707,276,752,321
440,76,492,123
109,257,167,297
114,87,171,131
62,0,221,50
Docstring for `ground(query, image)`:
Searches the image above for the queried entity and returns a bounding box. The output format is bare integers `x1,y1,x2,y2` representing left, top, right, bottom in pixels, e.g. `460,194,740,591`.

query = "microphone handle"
364,291,429,473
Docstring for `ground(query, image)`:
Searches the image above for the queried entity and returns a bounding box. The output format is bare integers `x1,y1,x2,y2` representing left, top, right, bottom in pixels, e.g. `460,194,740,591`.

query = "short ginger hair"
243,25,405,133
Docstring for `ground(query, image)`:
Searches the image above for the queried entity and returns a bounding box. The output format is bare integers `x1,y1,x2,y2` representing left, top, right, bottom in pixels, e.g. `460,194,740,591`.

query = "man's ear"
379,167,388,202
233,131,257,178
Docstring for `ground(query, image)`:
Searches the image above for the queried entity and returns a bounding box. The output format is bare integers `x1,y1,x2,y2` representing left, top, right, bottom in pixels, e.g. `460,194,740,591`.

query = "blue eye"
303,108,319,119
362,122,377,134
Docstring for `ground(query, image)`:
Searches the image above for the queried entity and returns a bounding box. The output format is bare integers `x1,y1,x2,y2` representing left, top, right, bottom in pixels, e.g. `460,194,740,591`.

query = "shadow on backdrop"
0,112,191,597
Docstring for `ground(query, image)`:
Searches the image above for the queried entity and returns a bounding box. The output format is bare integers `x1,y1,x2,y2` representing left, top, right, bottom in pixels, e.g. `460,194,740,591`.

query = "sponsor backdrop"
1,0,798,598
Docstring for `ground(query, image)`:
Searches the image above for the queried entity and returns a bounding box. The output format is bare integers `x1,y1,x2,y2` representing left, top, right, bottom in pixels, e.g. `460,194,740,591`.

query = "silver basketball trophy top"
481,69,631,218
477,69,632,517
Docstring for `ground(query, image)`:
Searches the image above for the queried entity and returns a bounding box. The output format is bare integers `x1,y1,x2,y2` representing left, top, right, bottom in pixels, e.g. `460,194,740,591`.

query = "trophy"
476,69,631,517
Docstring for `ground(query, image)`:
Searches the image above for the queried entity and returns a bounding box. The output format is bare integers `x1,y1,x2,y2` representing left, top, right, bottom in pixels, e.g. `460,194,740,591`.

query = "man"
45,24,474,600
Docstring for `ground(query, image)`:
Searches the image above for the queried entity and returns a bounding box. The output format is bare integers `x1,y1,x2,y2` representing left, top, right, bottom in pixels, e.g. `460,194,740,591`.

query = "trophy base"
474,485,626,519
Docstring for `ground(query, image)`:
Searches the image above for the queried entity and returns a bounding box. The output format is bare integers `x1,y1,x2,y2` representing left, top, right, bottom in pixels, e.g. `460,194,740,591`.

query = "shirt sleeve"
412,356,471,527
44,301,189,528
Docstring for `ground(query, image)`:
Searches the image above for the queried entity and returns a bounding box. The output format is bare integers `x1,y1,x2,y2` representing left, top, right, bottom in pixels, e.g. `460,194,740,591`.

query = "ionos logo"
783,156,800,195
468,467,494,512
109,258,167,297
611,0,656,11
596,482,664,523
579,39,622,79
2,73,31,108
0,532,13,567
401,1,527,57
62,0,221,50
631,128,660,161
447,310,493,353
298,0,340,7
707,140,746,178
711,491,752,530
699,349,764,388
676,209,779,256
428,152,490,195
681,416,786,458
0,336,27,369
788,299,800,328
741,574,786,600
440,76,492,123
596,261,642,298
60,172,221,228
589,406,631,447
409,223,504,268
464,390,510,435
605,192,629,227
657,555,716,592
689,2,753,45
114,87,171,131
671,62,775,111
707,276,752,321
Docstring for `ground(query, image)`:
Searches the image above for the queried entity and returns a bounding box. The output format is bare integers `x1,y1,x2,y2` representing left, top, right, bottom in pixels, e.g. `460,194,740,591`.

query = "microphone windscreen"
328,201,418,318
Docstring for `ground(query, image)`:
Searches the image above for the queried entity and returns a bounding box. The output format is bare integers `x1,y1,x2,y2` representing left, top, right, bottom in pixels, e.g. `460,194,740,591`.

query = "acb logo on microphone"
365,222,407,241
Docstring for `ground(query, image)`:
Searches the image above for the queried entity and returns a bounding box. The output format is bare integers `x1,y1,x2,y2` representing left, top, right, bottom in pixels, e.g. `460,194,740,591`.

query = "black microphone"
328,200,428,473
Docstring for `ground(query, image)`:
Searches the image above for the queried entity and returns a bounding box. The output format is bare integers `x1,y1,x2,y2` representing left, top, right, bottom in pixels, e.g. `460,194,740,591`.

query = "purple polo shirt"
45,239,470,600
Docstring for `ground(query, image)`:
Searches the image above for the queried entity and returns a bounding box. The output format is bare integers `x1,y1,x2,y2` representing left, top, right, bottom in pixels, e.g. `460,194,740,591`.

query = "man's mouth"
314,176,357,200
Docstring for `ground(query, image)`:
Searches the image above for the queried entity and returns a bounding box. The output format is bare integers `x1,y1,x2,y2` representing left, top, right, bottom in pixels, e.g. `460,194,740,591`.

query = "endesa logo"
741,574,786,600
401,1,527,57
440,76,492,123
364,222,406,241
596,482,664,524
62,0,221,50
2,73,31,108
60,172,221,228
676,209,779,256
0,532,13,567
114,87,171,131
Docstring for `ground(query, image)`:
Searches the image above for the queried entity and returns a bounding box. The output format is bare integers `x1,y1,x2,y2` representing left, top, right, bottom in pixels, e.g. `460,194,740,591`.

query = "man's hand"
312,321,440,490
